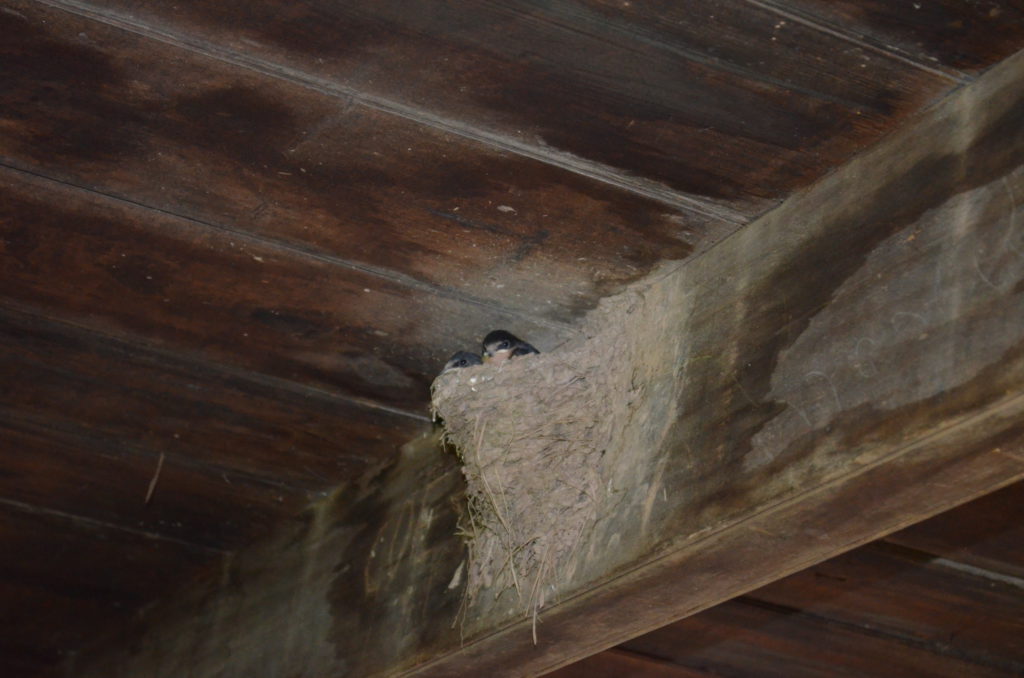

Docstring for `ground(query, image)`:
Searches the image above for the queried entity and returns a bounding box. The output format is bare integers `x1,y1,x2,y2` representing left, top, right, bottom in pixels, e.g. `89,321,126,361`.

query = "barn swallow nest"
430,276,683,635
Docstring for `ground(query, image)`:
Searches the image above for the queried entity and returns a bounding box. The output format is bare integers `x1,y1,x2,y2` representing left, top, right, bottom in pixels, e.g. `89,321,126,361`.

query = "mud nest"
430,286,672,628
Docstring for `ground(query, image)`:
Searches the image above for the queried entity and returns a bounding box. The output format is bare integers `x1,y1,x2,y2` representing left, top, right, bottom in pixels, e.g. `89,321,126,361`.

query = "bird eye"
458,358,468,367
498,340,510,349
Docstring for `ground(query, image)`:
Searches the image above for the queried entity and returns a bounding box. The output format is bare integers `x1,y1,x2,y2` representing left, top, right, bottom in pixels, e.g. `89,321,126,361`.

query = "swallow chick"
441,350,483,375
482,330,539,365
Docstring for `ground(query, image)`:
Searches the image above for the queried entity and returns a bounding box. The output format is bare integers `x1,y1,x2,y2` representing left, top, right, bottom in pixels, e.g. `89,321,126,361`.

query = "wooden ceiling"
551,481,1024,678
1,1,1023,676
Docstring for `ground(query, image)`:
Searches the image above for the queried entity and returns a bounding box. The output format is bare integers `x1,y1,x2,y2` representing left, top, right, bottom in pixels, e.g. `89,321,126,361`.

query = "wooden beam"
76,48,1024,678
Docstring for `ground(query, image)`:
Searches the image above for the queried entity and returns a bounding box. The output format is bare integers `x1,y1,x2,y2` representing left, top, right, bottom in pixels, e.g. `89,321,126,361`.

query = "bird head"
441,350,483,374
482,329,520,363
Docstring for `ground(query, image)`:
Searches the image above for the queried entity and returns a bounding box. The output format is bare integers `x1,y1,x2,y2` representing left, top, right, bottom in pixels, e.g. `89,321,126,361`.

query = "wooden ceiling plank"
0,418,306,550
0,503,219,676
0,304,423,486
33,0,961,214
0,167,569,412
0,497,224,556
883,481,1024,580
0,655,55,678
751,0,1024,75
746,542,1024,672
72,48,1024,678
546,648,712,677
617,598,1017,678
3,0,715,323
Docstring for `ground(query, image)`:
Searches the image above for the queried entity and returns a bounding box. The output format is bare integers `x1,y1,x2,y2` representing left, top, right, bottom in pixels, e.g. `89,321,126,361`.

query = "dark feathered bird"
441,350,483,374
482,330,539,364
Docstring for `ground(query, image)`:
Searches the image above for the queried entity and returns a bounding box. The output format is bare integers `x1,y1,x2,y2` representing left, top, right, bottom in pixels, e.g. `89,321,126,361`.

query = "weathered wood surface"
611,597,1016,678
751,542,1024,672
0,305,421,490
0,417,291,550
0,167,565,413
75,46,1024,678
761,0,1024,74
886,481,1024,579
1,0,715,326
0,502,217,677
551,649,709,678
31,0,965,214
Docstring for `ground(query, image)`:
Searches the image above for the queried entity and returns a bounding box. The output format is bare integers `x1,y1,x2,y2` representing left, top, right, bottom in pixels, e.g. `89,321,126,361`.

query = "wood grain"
0,418,300,550
33,0,961,214
759,0,1024,74
0,167,566,412
0,306,422,488
546,649,710,677
885,480,1024,579
749,542,1024,672
0,502,217,675
556,483,1024,678
616,598,1016,678
1,0,713,323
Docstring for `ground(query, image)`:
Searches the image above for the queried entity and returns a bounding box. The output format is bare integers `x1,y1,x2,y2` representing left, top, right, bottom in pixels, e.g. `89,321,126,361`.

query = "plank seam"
0,407,323,494
0,160,575,335
517,0,911,114
738,596,1024,674
27,0,747,223
0,497,229,555
744,0,969,84
0,299,434,423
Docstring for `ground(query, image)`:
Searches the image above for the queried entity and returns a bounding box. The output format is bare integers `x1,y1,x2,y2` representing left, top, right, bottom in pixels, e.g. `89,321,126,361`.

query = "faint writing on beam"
972,173,1024,292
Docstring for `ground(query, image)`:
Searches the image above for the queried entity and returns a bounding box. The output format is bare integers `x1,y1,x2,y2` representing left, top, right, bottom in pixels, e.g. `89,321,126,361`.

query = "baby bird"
440,350,483,375
482,330,539,365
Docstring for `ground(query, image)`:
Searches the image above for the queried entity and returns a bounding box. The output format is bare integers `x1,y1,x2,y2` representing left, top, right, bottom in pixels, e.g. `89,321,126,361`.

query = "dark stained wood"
0,0,714,324
0,654,53,678
885,480,1024,579
614,598,1016,678
548,648,710,677
0,418,298,550
0,502,217,677
0,167,566,412
4,3,1024,676
762,0,1024,74
0,305,422,487
749,542,1024,671
70,51,1024,678
35,0,966,213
